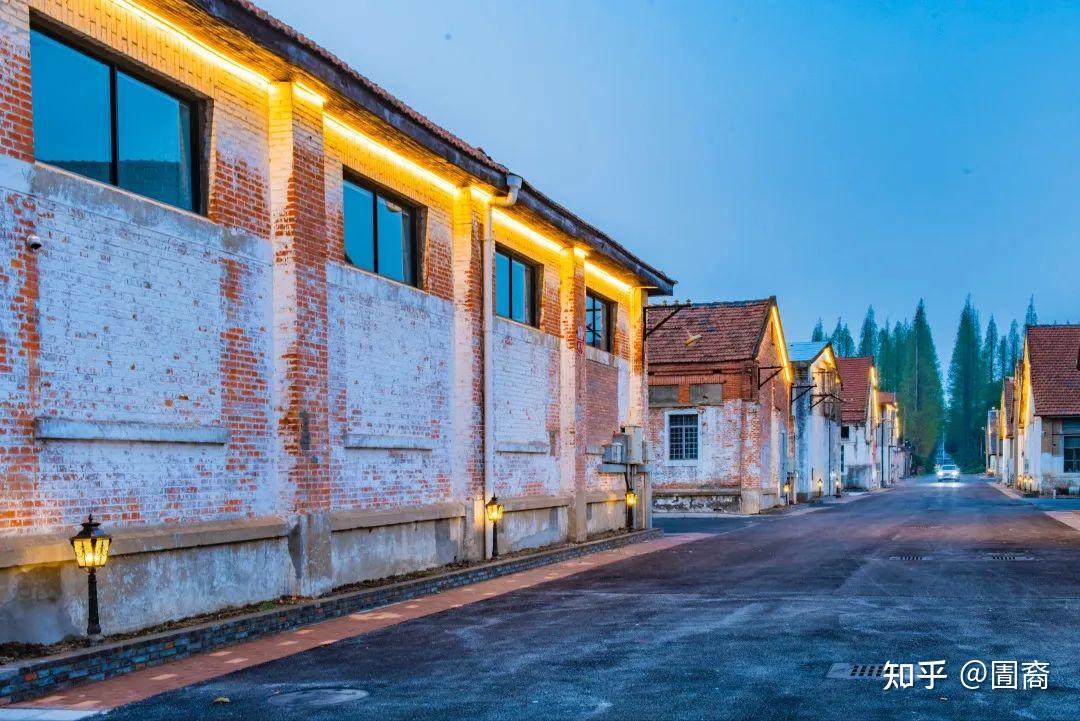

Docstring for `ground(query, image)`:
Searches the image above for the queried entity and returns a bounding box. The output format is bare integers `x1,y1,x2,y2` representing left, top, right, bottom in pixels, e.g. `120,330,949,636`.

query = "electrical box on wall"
620,425,645,464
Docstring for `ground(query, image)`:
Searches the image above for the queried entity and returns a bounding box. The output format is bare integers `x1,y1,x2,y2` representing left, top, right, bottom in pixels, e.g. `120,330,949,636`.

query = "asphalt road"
100,476,1080,720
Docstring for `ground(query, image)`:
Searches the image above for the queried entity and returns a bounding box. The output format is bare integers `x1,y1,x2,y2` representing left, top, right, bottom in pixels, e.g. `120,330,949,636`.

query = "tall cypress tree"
997,336,1010,379
877,325,894,391
811,319,826,342
831,318,855,357
946,297,985,471
1025,296,1038,327
891,320,910,398
858,306,878,358
1007,320,1022,372
982,315,999,409
898,300,944,466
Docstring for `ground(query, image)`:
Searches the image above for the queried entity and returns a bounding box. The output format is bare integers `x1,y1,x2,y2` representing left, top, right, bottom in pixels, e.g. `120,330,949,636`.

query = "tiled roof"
836,356,874,423
1002,378,1015,429
878,391,896,405
787,341,829,364
1027,325,1080,416
200,0,675,293
646,299,773,365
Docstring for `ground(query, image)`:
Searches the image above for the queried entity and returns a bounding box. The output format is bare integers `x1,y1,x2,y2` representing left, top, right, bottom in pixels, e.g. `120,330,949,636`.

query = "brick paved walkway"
11,533,708,714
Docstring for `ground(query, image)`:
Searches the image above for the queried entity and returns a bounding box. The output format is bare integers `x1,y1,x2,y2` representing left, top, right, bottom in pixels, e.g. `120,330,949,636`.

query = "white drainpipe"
482,174,522,558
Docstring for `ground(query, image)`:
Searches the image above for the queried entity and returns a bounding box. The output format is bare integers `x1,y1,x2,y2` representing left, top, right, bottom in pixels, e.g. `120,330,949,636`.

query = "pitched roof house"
646,298,793,515
835,356,881,489
1016,326,1080,491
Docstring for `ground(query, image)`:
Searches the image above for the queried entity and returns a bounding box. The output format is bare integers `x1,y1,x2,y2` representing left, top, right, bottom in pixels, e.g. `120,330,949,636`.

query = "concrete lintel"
0,516,288,569
586,491,627,505
34,418,229,445
501,495,572,513
343,433,437,451
495,440,551,455
585,445,604,456
652,488,742,497
330,502,466,532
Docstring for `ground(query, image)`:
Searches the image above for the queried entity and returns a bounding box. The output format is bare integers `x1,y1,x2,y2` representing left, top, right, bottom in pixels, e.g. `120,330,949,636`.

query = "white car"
937,463,960,481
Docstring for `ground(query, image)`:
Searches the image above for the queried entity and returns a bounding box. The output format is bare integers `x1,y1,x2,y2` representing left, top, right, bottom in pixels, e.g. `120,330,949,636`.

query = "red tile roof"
645,299,773,365
878,391,896,405
1027,325,1080,416
1002,378,1015,428
836,356,874,423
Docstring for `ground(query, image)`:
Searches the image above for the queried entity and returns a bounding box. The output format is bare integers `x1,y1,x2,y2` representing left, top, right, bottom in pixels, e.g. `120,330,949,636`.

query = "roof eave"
192,0,676,295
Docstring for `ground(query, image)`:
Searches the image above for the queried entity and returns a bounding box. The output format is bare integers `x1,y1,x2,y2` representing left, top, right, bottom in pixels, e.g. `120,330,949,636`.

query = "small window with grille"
668,413,699,461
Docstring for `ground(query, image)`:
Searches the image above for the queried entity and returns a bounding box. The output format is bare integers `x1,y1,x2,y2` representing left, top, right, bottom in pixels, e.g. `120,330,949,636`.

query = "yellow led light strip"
324,115,459,195
110,0,270,88
584,261,632,295
491,209,564,254
769,304,793,384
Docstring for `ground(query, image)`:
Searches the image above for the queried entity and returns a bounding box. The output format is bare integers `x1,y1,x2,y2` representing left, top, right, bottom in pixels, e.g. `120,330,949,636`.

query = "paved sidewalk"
8,533,709,716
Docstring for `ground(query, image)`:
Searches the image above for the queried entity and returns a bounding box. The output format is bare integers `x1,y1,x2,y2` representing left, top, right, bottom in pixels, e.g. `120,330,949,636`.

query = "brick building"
836,356,880,490
645,298,793,515
1014,325,1080,494
787,340,841,501
876,391,907,485
0,0,674,643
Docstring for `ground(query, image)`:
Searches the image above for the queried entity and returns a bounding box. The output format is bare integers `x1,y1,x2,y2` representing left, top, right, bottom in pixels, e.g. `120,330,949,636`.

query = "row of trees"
811,296,1038,473
944,297,1036,471
810,302,945,468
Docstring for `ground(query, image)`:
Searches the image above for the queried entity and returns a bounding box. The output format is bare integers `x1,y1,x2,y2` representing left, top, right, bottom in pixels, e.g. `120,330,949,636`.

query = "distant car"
937,463,960,481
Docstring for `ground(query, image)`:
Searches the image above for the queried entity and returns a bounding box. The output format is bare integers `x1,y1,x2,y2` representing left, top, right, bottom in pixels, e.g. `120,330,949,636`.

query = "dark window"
343,176,417,285
668,413,698,461
495,247,536,325
648,385,678,407
30,28,199,211
1066,436,1080,474
585,291,613,351
841,425,850,440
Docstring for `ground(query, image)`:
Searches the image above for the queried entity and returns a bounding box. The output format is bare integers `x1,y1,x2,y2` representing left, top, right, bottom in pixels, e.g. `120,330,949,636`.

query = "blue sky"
258,0,1079,362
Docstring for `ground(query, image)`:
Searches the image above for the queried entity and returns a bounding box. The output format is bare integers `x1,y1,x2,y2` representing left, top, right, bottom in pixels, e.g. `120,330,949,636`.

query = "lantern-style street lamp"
625,490,638,530
832,471,842,498
70,514,111,638
485,496,504,558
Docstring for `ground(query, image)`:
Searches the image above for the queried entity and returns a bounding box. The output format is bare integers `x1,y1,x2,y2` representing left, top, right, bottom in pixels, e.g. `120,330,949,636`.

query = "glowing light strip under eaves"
110,0,270,88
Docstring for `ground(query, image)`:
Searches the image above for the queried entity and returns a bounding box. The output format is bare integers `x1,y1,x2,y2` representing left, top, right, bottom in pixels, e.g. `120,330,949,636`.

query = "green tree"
890,320,910,397
1025,296,1038,327
831,318,855,357
811,318,826,342
981,315,1000,413
946,297,985,471
996,336,1010,380
857,306,878,358
876,324,894,391
898,300,944,467
1007,320,1021,371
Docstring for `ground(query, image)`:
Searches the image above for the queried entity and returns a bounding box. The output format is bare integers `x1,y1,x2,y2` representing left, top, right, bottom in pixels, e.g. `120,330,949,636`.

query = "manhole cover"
827,662,885,680
983,554,1035,561
889,554,927,561
267,687,370,708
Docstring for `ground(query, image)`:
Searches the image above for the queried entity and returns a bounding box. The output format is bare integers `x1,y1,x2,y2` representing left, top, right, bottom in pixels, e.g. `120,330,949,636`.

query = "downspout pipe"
482,174,522,559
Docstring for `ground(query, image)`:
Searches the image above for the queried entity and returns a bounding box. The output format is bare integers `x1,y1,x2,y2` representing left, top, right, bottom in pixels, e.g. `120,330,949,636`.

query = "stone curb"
0,528,662,705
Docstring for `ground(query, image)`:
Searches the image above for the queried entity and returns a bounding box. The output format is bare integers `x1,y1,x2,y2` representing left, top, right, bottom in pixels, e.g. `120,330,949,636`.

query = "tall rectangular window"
1065,421,1080,473
30,27,199,212
494,247,536,325
343,175,417,285
668,413,698,461
585,291,613,351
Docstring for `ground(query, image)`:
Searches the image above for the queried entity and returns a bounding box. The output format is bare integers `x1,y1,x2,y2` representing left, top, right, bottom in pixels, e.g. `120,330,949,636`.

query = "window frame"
341,170,421,287
666,411,699,463
584,289,615,352
29,21,204,214
494,244,539,327
1065,433,1080,474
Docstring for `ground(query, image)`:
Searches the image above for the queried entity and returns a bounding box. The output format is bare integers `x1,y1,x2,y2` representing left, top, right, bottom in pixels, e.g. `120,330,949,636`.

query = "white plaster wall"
491,317,560,496
328,264,454,510
650,403,743,489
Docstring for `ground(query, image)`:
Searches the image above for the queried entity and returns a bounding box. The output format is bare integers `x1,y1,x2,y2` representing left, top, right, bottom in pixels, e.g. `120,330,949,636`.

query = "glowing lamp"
485,496,504,523
70,514,111,638
625,491,638,507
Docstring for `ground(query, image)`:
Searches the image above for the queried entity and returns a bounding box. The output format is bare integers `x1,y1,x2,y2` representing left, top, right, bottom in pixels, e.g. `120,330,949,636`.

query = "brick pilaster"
268,82,332,594
559,250,588,541
452,188,486,560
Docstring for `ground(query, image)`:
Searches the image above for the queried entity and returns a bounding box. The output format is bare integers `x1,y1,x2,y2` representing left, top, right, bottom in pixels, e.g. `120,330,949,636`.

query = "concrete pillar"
559,250,588,542
626,287,651,529
267,82,333,595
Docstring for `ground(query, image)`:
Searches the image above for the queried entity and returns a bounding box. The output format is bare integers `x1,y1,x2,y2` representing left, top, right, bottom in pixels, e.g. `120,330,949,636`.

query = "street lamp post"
485,496,504,559
69,514,111,639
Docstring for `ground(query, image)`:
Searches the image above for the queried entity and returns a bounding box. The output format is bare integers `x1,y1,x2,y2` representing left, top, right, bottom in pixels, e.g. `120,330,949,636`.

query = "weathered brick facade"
645,299,793,515
0,0,673,643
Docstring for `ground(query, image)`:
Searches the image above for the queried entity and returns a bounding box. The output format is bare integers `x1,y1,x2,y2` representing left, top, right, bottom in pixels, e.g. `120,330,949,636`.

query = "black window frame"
841,425,851,440
585,289,614,352
667,412,699,462
1065,426,1080,473
494,244,539,327
29,21,204,214
342,170,421,287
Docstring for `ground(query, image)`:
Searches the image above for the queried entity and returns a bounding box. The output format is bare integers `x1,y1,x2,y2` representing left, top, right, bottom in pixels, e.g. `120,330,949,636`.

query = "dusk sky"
259,0,1079,365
